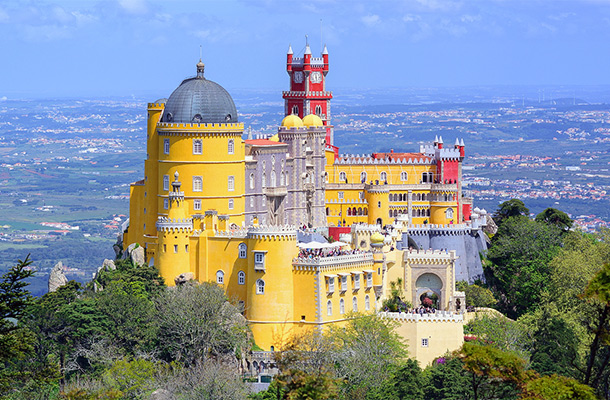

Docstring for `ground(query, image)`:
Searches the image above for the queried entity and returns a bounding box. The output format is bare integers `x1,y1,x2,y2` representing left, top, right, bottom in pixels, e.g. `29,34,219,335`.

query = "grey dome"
162,64,238,124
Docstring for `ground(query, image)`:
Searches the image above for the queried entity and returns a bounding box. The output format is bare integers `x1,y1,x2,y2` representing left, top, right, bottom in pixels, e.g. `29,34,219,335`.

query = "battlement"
156,122,244,132
438,147,461,160
147,102,166,109
247,225,298,240
364,184,390,193
289,57,326,67
156,217,193,231
380,311,463,323
292,252,374,269
404,248,458,260
336,154,433,165
352,224,382,233
282,91,332,98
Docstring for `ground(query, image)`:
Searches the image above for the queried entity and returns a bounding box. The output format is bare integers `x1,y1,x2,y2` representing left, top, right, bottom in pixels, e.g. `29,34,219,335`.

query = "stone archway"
415,273,443,309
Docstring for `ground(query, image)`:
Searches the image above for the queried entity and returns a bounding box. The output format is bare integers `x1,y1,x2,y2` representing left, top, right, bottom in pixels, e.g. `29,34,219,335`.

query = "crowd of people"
297,248,365,259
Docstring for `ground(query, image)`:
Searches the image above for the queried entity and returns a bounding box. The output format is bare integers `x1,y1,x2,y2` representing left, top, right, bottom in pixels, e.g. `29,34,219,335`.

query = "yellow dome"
370,232,385,244
281,114,304,128
269,134,280,142
302,114,323,127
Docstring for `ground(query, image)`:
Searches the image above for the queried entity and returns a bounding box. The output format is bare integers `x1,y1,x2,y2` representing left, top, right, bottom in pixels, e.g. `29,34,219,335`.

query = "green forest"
2,199,610,399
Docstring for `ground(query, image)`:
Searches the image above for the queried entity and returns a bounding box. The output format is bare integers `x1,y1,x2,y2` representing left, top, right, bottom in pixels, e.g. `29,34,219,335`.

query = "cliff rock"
48,261,68,292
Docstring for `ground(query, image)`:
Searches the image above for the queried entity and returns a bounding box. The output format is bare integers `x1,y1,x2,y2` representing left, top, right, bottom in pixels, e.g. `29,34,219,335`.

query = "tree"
493,199,529,226
583,262,610,386
0,254,35,335
154,282,249,366
382,278,411,312
464,315,531,360
535,208,573,232
456,281,497,309
422,356,471,400
485,216,562,318
521,375,597,400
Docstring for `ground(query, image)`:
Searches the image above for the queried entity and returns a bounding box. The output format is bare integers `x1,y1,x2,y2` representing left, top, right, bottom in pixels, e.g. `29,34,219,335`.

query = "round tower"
365,185,390,226
157,172,193,286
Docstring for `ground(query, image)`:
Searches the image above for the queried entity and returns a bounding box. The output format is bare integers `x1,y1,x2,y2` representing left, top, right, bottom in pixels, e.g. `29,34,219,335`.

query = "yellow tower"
156,171,193,286
365,185,390,226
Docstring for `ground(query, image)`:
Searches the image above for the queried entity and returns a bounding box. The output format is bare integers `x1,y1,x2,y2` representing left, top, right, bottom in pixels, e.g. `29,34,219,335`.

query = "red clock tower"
283,43,334,145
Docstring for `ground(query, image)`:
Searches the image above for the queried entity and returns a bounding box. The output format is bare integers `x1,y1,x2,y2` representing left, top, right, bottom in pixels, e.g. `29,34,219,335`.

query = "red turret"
438,135,444,149
287,45,293,72
322,44,329,73
303,44,311,72
459,138,465,158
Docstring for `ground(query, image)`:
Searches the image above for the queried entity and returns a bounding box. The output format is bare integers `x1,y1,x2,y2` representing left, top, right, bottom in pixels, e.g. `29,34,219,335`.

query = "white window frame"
193,139,202,155
250,196,254,208
256,279,265,294
360,171,367,183
380,171,387,182
339,298,345,314
163,175,170,191
338,191,344,200
249,173,255,189
163,198,169,210
228,176,235,191
228,139,234,155
216,270,224,284
365,294,370,311
193,199,201,211
238,243,247,259
446,207,454,219
254,251,266,271
164,138,170,155
353,296,358,312
193,176,203,192
400,171,408,182
339,171,346,182
354,274,360,290
366,273,373,288
341,275,347,291
327,300,332,316
228,199,234,210
328,277,335,293
422,338,429,348
238,270,245,285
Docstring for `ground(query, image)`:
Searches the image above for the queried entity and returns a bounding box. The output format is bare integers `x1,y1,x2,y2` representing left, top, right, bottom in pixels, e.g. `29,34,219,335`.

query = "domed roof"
370,232,385,244
161,61,238,124
302,114,323,127
281,114,304,128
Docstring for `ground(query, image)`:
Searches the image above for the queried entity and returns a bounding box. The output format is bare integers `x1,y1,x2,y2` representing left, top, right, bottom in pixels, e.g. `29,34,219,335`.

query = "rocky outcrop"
174,272,194,286
102,259,116,271
149,389,172,400
122,243,145,266
484,214,498,237
48,261,68,292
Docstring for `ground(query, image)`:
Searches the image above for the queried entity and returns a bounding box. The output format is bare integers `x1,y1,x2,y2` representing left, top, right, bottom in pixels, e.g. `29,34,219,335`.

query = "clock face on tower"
293,71,304,83
310,71,322,84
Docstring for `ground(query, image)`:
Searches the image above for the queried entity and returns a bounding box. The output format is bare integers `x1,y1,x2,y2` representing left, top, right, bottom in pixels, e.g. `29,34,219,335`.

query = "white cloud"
403,14,421,23
361,14,381,27
0,8,8,23
117,0,148,15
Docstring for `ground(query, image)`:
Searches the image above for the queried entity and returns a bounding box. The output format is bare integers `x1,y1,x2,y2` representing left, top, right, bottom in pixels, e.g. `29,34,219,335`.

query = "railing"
380,311,463,322
292,252,374,267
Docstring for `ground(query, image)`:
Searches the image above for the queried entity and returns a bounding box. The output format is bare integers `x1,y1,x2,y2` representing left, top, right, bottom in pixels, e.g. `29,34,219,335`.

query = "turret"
438,136,444,150
459,138,465,158
303,44,311,72
322,44,329,73
287,45,293,72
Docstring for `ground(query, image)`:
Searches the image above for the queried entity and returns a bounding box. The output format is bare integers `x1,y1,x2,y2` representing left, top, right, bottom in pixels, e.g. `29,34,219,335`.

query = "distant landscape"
2,85,610,296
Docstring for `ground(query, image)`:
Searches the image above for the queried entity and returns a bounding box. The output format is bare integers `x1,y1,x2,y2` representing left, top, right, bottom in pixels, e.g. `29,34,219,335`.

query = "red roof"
245,139,286,146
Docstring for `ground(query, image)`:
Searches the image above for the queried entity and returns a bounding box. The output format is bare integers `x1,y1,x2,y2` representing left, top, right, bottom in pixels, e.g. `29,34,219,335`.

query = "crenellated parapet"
336,154,434,165
156,216,193,232
292,252,374,271
404,248,458,262
380,311,463,323
364,184,390,194
247,225,298,240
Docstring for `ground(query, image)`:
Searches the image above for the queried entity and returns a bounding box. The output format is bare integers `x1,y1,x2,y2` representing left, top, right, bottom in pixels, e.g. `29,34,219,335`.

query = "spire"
455,138,460,146
196,59,205,78
434,135,439,143
287,44,293,55
247,126,253,140
304,44,312,55
460,138,465,146
322,44,328,55
438,136,443,144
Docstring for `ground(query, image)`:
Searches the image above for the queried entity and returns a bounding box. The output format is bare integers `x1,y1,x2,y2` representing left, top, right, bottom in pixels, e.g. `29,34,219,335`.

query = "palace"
121,44,489,366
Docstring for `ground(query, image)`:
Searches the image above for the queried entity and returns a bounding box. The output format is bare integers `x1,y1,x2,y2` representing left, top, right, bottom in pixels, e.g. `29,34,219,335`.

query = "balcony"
263,186,288,197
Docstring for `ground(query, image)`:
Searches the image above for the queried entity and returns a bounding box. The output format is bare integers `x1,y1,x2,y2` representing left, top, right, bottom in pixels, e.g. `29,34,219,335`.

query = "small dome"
161,61,238,124
269,134,280,142
370,232,385,244
281,114,304,128
302,114,323,127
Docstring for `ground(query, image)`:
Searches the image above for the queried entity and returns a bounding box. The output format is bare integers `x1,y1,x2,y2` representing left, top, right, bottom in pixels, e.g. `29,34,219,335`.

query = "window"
193,139,202,155
339,299,345,314
194,199,201,211
238,271,245,285
163,175,170,191
256,279,265,294
250,197,254,208
315,105,322,116
365,294,370,311
341,275,347,291
262,173,266,188
327,300,332,316
249,173,255,189
163,244,166,252
173,244,178,253
193,176,203,192
360,171,367,183
292,105,299,115
216,270,224,284
238,243,247,258
378,201,381,208
163,198,169,210
422,338,429,348
228,176,235,191
354,274,360,289
228,139,234,154
366,273,373,287
164,139,170,155
446,207,454,219
270,171,276,187
359,192,364,200
380,171,387,182
228,199,234,210
328,277,335,293
400,171,408,181
185,244,188,252
422,172,428,183
353,296,358,312
280,172,285,186
338,191,344,200
254,252,266,271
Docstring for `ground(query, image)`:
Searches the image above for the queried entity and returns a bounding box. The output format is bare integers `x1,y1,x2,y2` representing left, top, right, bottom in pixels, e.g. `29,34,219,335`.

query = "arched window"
412,209,417,217
360,171,367,183
271,171,276,187
365,294,370,311
228,139,234,155
280,172,285,186
228,176,235,191
347,208,352,216
163,175,170,191
377,201,381,208
358,207,363,216
193,176,203,192
249,173,255,189
380,171,387,182
228,199,234,210
422,172,428,183
446,208,454,219
315,105,322,116
339,298,345,314
285,173,289,186
352,296,358,312
327,300,332,316
256,279,265,294
193,139,202,155
238,243,247,258
262,173,266,188
292,105,299,115
364,208,368,216
400,171,408,181
339,171,347,182
216,270,224,284
326,207,329,216
238,271,245,285
427,208,430,216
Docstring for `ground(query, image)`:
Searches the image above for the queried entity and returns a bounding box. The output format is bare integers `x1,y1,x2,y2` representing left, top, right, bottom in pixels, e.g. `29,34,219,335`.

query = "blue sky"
2,0,610,98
